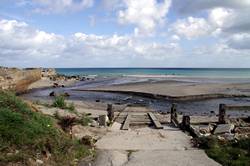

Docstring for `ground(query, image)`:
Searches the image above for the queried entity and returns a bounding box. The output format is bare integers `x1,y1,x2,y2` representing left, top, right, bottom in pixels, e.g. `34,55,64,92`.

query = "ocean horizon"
56,68,250,78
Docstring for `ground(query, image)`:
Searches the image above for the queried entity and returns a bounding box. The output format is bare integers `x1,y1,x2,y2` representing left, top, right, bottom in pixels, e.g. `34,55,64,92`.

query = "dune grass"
0,91,91,165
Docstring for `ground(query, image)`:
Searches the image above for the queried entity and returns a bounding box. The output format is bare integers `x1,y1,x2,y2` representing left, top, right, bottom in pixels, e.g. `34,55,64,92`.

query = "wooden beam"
148,112,163,129
225,105,250,111
122,114,131,130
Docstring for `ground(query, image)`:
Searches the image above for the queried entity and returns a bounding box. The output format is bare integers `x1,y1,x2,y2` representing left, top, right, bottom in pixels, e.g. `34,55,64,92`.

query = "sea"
56,68,250,78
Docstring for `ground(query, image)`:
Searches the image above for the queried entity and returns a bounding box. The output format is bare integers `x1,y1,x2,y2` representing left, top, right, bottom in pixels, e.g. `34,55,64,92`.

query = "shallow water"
23,85,250,117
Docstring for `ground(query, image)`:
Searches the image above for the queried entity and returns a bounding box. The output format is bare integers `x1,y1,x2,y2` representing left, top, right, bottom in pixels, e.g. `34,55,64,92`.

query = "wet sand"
86,78,250,97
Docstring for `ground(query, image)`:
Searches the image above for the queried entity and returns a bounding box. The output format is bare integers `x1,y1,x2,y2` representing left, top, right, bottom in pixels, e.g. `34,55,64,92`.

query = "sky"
0,0,250,68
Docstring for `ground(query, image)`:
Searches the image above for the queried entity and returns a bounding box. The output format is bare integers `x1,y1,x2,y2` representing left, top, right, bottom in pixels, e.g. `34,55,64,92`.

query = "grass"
194,137,250,166
0,91,91,165
76,114,92,126
52,95,67,109
52,96,76,113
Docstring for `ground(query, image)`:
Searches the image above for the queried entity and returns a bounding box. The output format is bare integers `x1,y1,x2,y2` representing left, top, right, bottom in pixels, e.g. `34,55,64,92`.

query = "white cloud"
0,19,65,59
171,17,212,39
0,19,181,67
32,0,94,14
171,35,180,41
118,0,171,36
209,8,234,28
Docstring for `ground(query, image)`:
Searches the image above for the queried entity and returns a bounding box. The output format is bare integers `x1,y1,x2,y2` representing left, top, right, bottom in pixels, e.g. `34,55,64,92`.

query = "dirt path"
91,124,220,166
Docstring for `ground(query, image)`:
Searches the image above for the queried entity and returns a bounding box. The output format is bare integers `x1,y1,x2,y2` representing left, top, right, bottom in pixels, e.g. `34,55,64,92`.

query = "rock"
0,67,41,93
53,82,59,87
214,124,235,134
49,91,55,96
63,92,70,97
36,159,44,165
95,99,100,102
90,120,99,127
199,123,216,135
0,76,4,81
81,135,96,146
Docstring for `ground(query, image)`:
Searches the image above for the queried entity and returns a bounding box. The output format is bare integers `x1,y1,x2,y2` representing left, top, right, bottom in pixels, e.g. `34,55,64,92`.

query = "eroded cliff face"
0,67,42,93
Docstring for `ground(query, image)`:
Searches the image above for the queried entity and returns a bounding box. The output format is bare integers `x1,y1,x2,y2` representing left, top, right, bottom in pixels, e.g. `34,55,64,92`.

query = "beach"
2,67,250,165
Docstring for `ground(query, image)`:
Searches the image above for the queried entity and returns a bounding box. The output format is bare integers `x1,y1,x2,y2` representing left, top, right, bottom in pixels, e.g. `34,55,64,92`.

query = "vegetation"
52,95,76,112
0,91,91,165
52,95,67,109
194,137,250,166
76,114,92,126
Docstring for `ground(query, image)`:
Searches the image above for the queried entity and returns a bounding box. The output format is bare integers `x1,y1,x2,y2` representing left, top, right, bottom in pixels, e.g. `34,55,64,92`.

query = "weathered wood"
122,114,131,130
148,112,163,129
170,103,179,127
107,104,114,122
171,103,177,123
99,115,107,126
181,115,190,130
225,105,250,111
219,104,226,124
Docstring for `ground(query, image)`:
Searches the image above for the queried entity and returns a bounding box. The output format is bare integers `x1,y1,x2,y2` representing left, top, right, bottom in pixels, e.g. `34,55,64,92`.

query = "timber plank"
148,112,163,129
122,114,131,130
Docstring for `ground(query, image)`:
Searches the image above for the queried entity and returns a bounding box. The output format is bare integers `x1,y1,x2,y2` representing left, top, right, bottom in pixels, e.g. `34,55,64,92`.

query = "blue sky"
0,0,250,68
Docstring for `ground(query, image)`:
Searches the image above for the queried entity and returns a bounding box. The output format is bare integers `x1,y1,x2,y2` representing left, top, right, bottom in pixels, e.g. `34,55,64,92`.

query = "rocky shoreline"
0,67,94,93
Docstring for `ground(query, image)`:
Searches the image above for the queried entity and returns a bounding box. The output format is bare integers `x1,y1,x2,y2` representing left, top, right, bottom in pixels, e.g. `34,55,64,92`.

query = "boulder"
49,91,55,96
214,124,235,134
81,135,96,146
90,120,99,127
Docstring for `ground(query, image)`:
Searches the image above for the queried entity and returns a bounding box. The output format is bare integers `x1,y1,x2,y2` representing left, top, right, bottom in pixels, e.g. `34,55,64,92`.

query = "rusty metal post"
219,104,226,124
107,104,114,122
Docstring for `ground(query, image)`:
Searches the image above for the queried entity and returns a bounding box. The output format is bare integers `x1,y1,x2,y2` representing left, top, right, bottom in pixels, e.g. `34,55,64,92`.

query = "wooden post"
182,115,190,130
219,104,226,124
171,103,177,123
99,115,107,126
107,104,114,122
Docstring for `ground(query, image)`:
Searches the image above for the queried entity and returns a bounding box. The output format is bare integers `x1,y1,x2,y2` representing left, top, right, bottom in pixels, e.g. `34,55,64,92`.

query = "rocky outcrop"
41,68,57,77
0,67,42,93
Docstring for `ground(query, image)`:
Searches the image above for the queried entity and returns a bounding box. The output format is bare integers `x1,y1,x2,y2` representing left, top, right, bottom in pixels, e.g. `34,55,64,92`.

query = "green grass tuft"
52,95,67,109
